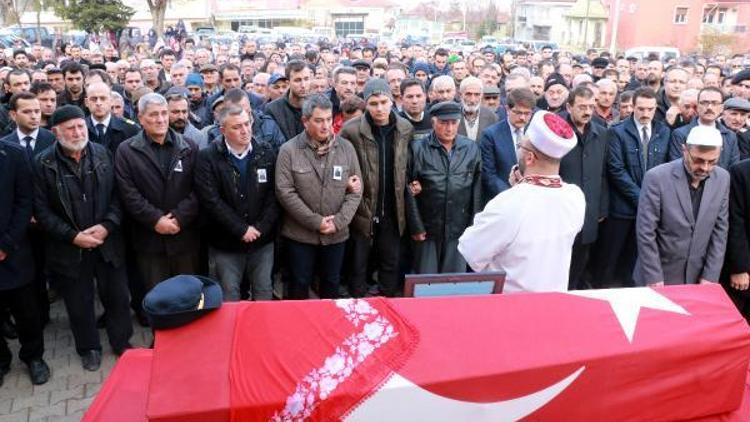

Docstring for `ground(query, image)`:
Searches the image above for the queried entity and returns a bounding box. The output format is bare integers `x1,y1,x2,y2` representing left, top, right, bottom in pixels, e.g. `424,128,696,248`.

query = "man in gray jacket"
634,125,729,286
275,94,362,299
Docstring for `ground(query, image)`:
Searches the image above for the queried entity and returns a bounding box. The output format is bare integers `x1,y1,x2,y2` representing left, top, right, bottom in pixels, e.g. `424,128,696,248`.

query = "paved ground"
0,300,152,421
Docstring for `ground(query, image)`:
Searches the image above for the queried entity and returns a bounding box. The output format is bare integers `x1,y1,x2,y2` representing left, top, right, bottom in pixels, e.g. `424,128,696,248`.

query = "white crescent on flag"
345,366,586,421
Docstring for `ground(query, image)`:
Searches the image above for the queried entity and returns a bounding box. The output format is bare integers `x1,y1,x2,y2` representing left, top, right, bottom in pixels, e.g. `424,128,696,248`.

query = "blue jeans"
208,243,274,301
284,238,346,300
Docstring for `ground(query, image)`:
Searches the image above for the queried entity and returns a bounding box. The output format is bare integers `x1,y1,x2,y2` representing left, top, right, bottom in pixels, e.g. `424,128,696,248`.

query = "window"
674,7,688,24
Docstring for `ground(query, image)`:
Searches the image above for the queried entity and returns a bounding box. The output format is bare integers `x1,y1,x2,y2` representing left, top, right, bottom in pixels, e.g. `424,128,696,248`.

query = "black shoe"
27,359,50,385
96,313,107,329
1,319,17,340
80,350,102,371
113,343,133,357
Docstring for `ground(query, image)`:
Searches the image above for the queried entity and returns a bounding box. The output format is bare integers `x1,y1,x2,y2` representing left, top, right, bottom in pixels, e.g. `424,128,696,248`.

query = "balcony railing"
701,23,747,34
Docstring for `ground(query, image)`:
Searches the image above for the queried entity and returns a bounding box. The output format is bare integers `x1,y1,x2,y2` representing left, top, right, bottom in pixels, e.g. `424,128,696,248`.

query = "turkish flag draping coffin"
83,349,152,422
146,284,750,421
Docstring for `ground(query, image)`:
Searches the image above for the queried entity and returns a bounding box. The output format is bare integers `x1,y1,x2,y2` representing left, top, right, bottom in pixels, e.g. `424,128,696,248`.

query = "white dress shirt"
16,128,39,150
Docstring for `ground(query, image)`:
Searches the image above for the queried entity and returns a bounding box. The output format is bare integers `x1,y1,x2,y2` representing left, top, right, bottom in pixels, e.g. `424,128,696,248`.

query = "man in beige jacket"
275,94,362,299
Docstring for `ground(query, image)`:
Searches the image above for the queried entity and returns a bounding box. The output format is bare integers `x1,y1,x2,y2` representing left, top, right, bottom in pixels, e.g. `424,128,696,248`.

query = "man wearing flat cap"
460,111,585,292
33,105,132,371
408,101,482,274
731,69,750,101
721,97,750,160
635,125,729,286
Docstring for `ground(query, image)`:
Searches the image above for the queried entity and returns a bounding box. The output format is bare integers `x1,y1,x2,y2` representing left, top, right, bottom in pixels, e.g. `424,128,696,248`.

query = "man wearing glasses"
634,126,729,287
667,87,740,169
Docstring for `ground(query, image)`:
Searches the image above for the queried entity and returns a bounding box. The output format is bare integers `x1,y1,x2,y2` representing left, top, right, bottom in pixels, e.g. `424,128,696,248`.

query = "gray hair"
170,62,188,73
138,93,167,114
302,94,333,119
596,78,617,90
430,75,455,92
459,76,483,94
218,106,249,127
110,91,124,102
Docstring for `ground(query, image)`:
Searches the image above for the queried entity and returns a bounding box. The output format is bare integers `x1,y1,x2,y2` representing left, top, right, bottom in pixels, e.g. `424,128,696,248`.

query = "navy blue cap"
143,275,223,330
268,73,288,86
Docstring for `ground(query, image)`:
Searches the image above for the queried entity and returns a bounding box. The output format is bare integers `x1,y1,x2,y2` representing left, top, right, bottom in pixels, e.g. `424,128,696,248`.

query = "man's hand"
648,281,665,287
411,232,427,242
730,273,750,291
154,215,179,235
167,213,181,233
346,175,361,194
665,105,680,126
509,165,523,187
698,278,714,285
319,216,337,235
83,224,109,241
408,180,422,196
0,250,6,262
73,233,104,249
242,226,262,243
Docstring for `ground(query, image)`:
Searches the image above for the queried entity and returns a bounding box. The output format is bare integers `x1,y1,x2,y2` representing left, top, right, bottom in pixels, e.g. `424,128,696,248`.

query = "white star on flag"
566,287,690,342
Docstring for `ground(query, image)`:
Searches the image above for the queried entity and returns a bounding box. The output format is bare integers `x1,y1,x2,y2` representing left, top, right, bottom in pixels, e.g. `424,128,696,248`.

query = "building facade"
603,0,750,54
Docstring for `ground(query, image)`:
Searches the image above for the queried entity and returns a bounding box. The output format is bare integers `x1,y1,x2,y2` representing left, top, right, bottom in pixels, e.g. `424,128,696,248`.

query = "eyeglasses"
698,100,722,107
686,149,719,167
509,108,533,117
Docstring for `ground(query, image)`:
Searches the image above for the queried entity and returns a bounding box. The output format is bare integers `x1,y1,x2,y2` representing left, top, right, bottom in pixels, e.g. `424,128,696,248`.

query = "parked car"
2,25,53,47
624,46,680,62
0,31,31,49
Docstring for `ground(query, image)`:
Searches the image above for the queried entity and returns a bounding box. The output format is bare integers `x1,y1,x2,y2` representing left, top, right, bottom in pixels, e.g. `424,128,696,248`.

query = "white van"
624,47,680,62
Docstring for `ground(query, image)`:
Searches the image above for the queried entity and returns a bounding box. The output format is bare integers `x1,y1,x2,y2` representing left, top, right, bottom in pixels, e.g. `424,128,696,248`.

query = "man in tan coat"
275,94,362,299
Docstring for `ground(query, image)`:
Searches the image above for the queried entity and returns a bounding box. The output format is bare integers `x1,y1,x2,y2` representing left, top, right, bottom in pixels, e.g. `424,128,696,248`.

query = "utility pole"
609,0,621,55
583,0,591,48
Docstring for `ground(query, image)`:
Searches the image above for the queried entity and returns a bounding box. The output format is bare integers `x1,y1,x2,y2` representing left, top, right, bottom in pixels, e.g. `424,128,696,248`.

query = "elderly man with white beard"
457,77,498,141
33,105,132,371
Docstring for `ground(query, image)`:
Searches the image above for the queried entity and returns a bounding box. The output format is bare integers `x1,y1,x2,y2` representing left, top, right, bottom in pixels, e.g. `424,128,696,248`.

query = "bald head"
85,82,113,120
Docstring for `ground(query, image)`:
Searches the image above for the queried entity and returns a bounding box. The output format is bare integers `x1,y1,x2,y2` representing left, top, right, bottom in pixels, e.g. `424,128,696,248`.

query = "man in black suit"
0,138,50,386
0,92,56,324
84,82,139,156
0,92,56,157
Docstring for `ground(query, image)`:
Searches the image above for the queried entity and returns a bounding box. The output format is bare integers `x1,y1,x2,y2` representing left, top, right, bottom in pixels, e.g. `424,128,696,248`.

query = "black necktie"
96,123,106,141
23,136,33,158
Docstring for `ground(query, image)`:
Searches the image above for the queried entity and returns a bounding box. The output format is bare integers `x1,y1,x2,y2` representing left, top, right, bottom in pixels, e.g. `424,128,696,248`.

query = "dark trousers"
568,240,591,290
136,251,199,292
284,238,346,300
29,229,50,324
55,252,133,355
590,217,637,288
0,283,44,369
350,221,402,298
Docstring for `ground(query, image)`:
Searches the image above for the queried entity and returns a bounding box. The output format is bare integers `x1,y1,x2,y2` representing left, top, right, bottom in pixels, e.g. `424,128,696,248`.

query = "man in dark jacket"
408,101,482,274
0,139,49,386
84,82,139,156
206,88,285,152
203,64,265,127
720,97,750,160
724,158,750,321
195,107,278,301
592,88,671,287
339,78,414,297
667,87,740,170
1,69,33,136
0,92,56,324
654,67,688,127
265,60,311,141
33,105,132,371
559,86,609,289
115,93,201,291
57,62,86,111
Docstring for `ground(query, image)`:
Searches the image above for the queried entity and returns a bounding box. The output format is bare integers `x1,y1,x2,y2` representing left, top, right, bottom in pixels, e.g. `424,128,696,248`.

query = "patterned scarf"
307,135,335,156
519,174,563,188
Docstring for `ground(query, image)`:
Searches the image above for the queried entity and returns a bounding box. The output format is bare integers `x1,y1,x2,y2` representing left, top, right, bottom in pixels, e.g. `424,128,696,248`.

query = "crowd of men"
1,36,750,386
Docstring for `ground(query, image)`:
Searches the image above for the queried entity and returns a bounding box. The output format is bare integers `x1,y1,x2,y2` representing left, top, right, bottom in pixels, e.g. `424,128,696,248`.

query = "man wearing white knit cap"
458,111,585,293
634,125,729,286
